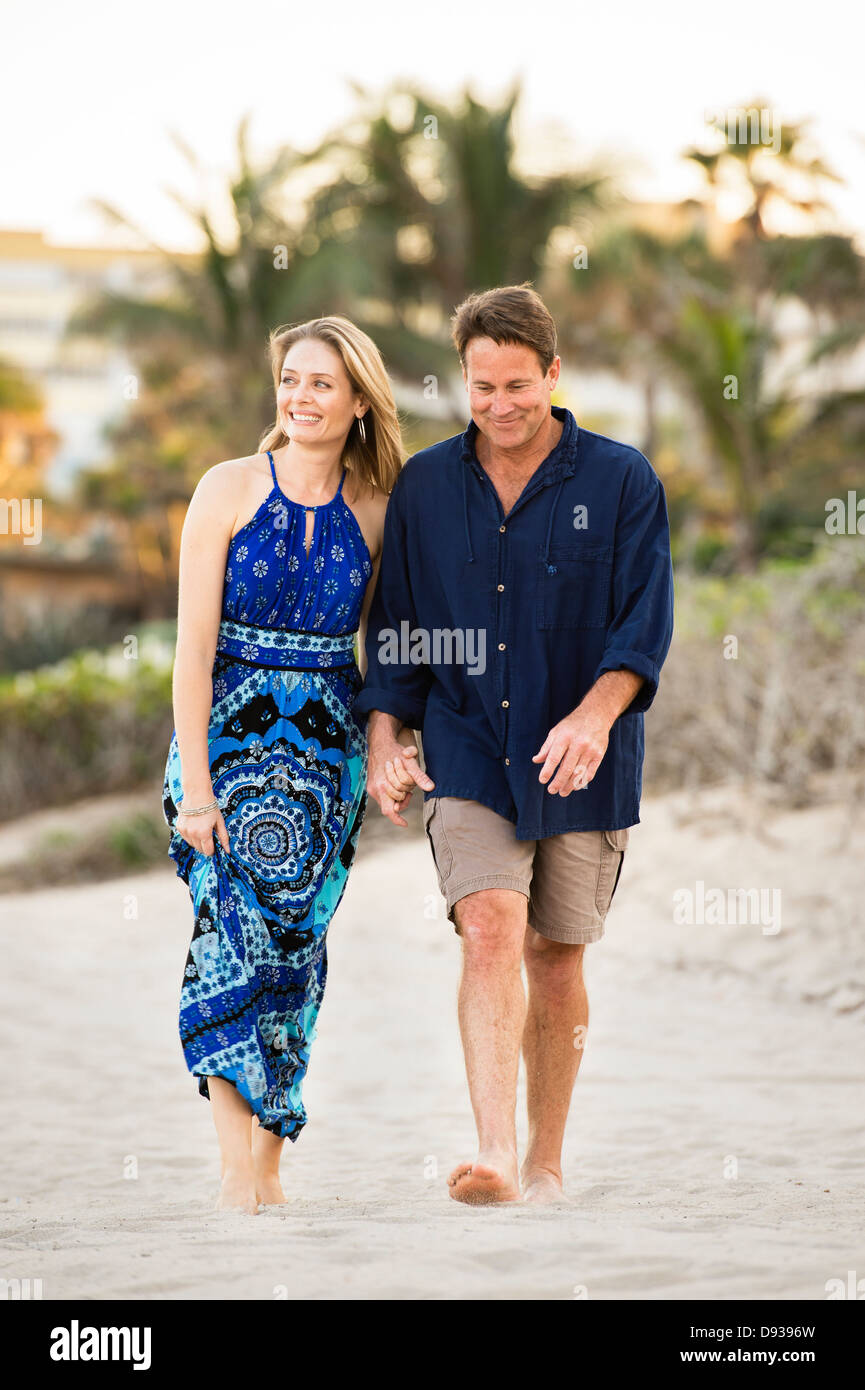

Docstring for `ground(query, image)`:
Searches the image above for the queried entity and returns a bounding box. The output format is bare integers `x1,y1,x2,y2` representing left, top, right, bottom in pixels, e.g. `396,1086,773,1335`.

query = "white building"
0,229,179,495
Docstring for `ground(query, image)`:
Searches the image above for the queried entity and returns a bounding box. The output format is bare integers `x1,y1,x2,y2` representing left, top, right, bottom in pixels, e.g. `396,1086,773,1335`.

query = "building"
0,228,187,496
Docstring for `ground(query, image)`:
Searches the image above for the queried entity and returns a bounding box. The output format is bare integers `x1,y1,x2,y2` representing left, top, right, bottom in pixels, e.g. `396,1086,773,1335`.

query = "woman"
162,317,401,1213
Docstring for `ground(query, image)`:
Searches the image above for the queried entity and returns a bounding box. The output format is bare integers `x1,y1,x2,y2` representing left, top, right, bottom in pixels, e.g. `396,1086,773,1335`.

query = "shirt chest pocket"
536,544,613,629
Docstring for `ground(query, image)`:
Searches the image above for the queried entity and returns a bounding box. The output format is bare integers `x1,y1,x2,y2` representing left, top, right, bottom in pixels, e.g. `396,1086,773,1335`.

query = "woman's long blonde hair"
258,316,405,495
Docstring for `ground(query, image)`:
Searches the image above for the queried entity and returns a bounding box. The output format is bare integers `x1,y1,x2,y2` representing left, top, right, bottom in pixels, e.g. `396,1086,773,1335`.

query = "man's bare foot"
255,1175,288,1206
521,1165,564,1204
448,1149,521,1205
216,1168,260,1215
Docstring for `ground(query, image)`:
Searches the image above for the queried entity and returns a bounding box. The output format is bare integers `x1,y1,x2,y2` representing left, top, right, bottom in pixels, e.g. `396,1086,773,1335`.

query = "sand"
0,777,862,1301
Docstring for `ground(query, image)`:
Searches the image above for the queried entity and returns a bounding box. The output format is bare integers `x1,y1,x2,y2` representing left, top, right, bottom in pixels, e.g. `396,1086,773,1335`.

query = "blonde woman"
162,318,402,1213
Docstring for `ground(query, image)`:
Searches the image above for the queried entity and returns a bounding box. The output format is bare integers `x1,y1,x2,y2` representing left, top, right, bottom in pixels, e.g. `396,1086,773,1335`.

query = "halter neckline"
266,450,346,509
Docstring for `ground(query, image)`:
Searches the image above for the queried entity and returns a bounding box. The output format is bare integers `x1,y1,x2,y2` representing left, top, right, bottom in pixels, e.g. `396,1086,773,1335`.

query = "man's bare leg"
208,1077,259,1214
520,930,587,1203
448,888,527,1205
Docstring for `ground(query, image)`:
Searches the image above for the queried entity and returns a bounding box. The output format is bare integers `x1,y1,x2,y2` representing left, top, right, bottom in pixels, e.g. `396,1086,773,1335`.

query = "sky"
3,0,865,251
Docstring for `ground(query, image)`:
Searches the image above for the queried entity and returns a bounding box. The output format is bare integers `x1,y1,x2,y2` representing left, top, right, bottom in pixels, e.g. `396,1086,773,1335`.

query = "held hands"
533,709,611,796
368,729,435,827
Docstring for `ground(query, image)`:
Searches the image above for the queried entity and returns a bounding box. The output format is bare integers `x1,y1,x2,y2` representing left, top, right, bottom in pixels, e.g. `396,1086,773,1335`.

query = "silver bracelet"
178,798,219,816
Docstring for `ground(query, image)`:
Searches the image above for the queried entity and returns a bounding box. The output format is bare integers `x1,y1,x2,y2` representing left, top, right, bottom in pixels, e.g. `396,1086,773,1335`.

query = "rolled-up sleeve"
592,463,674,715
353,470,432,729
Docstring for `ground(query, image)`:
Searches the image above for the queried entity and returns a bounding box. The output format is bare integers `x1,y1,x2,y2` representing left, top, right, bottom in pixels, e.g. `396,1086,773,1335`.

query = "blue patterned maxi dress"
162,451,371,1140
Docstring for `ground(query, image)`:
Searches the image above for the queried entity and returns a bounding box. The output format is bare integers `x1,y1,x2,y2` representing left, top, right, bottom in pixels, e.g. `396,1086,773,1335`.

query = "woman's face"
276,338,366,447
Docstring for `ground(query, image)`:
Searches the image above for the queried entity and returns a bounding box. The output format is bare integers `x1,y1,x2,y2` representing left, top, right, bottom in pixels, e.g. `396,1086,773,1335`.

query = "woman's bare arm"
172,463,240,809
356,548,382,681
355,488,389,680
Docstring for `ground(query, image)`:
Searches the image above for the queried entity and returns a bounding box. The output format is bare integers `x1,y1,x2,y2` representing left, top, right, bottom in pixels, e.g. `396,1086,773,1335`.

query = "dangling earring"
358,413,367,444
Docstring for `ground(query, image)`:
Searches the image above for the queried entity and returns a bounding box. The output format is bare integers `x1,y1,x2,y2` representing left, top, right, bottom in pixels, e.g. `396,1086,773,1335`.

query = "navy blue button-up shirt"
354,405,674,838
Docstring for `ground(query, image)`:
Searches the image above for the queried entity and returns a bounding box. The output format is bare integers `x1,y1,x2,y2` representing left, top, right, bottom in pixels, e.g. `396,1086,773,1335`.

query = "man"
353,283,674,1205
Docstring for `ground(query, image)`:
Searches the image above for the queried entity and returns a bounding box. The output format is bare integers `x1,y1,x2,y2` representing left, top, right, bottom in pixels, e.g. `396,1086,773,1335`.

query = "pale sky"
3,0,865,250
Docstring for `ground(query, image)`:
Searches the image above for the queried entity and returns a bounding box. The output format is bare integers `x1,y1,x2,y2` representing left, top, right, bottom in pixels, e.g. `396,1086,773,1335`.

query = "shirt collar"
460,404,579,484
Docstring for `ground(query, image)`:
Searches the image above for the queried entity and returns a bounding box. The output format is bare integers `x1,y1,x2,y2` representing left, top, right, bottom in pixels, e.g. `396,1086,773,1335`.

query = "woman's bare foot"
255,1174,288,1206
216,1167,260,1215
521,1165,564,1204
448,1149,521,1205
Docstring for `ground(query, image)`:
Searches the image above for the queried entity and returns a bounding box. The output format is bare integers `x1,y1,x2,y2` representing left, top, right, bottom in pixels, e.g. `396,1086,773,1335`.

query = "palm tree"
555,111,864,571
551,217,729,458
683,106,842,242
66,118,351,592
69,116,333,473
298,79,610,409
677,108,863,564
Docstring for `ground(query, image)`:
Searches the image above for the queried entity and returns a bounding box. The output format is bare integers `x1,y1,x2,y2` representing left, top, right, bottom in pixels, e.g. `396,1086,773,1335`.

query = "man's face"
464,337,559,451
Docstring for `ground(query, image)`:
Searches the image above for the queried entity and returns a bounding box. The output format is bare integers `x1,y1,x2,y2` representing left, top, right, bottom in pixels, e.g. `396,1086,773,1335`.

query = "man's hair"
450,282,558,376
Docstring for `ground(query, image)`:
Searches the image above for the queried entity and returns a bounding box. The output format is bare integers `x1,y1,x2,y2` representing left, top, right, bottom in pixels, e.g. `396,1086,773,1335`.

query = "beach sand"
0,778,862,1301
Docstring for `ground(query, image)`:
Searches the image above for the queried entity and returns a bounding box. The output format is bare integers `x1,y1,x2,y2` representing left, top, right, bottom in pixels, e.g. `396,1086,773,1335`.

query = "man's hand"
532,709,611,796
367,713,435,827
533,671,643,795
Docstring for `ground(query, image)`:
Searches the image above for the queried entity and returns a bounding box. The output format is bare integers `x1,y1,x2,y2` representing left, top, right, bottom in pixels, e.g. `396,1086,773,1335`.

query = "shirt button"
504,757,510,766
501,699,509,708
498,642,506,651
499,525,506,533
497,583,504,592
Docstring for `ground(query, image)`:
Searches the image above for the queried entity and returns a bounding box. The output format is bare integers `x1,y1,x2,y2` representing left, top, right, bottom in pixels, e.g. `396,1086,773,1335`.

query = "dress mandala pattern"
162,452,372,1140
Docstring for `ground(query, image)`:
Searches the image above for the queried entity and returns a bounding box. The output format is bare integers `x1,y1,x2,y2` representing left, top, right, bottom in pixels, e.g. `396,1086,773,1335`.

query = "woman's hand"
367,717,434,828
176,804,231,857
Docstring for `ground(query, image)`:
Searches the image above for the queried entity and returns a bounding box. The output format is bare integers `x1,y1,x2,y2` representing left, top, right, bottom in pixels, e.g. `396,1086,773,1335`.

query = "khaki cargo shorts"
422,795,630,945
